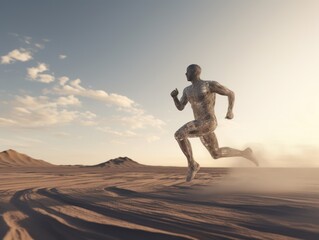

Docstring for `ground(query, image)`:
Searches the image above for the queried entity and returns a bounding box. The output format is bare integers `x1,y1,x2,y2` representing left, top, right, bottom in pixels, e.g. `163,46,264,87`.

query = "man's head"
186,64,201,81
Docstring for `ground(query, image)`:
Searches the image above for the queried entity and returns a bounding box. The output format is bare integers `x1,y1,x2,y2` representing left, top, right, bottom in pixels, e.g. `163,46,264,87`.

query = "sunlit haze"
1,0,318,167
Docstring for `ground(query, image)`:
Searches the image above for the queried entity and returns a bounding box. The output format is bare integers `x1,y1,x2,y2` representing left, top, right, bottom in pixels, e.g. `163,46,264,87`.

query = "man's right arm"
171,88,187,111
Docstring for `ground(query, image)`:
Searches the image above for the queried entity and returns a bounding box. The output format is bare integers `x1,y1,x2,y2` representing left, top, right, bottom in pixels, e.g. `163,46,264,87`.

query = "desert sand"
0,151,318,240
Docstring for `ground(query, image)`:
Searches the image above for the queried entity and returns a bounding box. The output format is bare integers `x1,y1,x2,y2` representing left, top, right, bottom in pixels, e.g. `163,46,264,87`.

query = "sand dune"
90,156,142,168
0,150,142,169
0,149,54,168
0,166,318,240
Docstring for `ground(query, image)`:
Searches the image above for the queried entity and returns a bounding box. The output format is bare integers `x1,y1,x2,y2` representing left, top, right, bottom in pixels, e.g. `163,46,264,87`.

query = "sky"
1,0,319,167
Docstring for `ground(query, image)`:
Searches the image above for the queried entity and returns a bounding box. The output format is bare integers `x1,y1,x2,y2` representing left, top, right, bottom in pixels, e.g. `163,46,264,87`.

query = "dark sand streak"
12,188,192,240
38,188,255,240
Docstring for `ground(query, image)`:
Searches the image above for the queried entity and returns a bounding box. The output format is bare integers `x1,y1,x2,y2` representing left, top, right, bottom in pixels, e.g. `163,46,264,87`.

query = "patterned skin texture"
171,65,257,174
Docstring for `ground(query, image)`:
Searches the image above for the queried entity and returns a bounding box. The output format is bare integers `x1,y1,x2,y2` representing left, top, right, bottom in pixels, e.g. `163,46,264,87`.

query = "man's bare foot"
244,148,259,166
186,162,200,182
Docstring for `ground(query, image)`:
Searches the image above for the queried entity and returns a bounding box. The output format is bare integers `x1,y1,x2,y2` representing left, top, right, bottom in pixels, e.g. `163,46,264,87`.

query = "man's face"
185,67,197,81
185,68,193,81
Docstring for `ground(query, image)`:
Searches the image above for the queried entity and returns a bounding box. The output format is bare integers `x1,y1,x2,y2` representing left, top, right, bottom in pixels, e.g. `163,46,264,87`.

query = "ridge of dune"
92,156,142,168
0,149,54,167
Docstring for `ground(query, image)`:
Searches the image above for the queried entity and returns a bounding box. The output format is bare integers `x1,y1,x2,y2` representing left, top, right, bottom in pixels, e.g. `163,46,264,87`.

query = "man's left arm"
209,81,235,119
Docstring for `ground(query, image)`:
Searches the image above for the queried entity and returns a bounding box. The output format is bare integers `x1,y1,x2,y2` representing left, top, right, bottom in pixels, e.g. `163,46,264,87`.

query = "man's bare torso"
181,80,217,122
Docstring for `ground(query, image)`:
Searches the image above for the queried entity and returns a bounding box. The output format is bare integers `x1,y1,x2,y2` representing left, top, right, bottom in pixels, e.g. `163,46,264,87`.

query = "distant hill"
0,149,54,167
91,157,142,168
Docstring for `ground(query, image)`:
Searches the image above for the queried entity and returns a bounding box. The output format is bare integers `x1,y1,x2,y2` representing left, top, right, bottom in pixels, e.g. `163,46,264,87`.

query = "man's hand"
171,88,179,98
225,110,234,119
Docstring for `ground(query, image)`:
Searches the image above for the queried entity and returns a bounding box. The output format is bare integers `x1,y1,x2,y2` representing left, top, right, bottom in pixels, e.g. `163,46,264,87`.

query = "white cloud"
57,95,81,106
27,63,55,83
59,54,67,59
50,78,135,108
59,76,69,86
1,48,33,64
24,36,32,44
14,107,31,114
108,93,135,108
28,63,47,78
0,95,88,128
120,113,165,129
35,43,45,49
81,111,96,119
47,77,166,131
37,74,54,83
0,117,16,126
12,95,78,127
79,111,97,126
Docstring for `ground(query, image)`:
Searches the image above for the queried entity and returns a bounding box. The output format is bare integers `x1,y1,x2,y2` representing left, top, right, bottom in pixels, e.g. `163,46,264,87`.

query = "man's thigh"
176,120,215,138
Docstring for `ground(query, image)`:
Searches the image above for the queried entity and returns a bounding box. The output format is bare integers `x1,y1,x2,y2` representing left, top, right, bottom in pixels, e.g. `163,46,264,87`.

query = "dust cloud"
205,168,319,194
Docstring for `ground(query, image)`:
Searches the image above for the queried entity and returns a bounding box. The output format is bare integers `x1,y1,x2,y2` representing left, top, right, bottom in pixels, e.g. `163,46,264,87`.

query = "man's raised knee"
211,150,221,159
174,130,185,141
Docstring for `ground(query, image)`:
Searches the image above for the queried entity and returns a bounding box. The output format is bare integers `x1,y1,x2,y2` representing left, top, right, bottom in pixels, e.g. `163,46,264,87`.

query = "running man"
171,64,258,182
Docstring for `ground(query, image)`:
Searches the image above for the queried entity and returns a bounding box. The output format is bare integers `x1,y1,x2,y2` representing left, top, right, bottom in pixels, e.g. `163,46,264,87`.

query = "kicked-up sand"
0,166,318,240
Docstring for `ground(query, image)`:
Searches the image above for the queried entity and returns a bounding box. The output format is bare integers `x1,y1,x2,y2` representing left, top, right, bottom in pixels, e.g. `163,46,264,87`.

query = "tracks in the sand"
2,167,319,240
36,187,259,240
8,188,195,240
